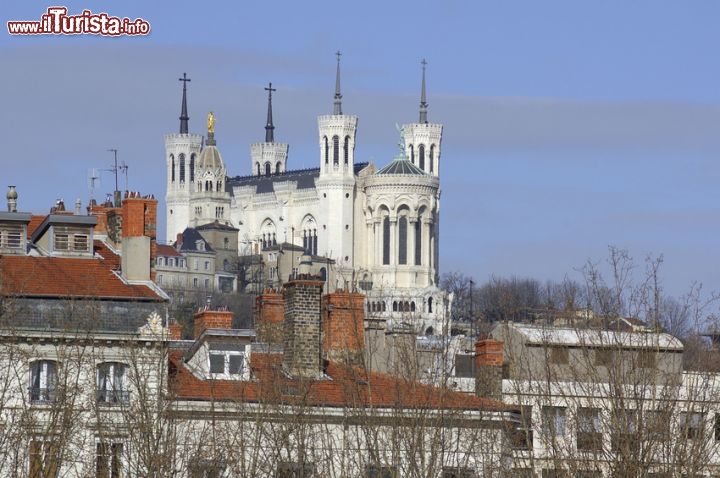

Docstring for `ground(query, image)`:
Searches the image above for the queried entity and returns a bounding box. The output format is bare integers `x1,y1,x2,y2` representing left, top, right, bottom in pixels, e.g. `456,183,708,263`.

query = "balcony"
96,389,131,405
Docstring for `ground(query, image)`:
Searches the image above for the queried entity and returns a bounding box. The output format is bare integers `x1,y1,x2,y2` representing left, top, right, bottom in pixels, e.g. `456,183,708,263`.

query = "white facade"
164,62,449,334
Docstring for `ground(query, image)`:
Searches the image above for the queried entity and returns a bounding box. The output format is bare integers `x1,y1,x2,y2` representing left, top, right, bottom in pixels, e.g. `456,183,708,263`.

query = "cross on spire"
419,59,428,124
178,72,191,134
265,82,277,143
334,51,343,115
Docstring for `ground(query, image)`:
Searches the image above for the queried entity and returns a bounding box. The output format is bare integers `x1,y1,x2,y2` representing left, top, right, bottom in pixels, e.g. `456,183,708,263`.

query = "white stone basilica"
165,58,450,334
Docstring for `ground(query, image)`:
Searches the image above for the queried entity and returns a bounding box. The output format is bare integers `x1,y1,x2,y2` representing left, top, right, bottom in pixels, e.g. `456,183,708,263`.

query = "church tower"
316,52,358,280
188,111,231,227
165,73,203,243
403,60,443,177
250,83,289,176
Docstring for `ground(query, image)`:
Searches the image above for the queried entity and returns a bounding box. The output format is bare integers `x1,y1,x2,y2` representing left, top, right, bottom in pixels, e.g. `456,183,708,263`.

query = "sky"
1,1,719,302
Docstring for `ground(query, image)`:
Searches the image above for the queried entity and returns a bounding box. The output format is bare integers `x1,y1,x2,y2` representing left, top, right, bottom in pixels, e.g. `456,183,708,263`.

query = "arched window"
190,154,196,182
411,301,416,312
170,155,175,182
429,145,435,173
371,302,376,312
382,216,390,265
409,145,414,163
332,135,340,165
276,162,281,174
428,297,433,313
179,154,186,182
217,181,222,191
256,163,261,176
265,163,271,176
393,301,398,312
324,136,329,164
419,145,425,171
381,302,386,312
319,267,327,281
208,181,213,192
344,135,350,164
398,216,407,264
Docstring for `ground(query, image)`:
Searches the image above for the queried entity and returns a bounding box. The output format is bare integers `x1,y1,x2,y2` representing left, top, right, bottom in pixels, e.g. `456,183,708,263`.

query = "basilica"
164,57,450,334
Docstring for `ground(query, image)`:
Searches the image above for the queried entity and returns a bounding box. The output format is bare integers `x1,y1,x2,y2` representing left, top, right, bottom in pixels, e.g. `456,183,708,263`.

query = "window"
215,206,224,219
0,224,23,249
190,153,195,182
542,406,567,437
277,462,314,478
419,144,425,170
194,260,199,270
223,237,229,249
680,412,704,439
549,347,569,365
647,409,670,441
715,413,720,441
576,407,602,451
179,154,186,182
204,261,210,271
96,442,123,478
195,206,202,216
507,406,533,450
398,216,407,264
30,360,57,403
594,349,613,367
323,136,329,164
638,350,656,368
193,278,198,288
53,233,69,251
442,467,475,478
382,217,390,265
365,464,397,477
190,459,226,478
344,135,350,164
332,135,339,165
611,409,638,452
204,278,210,289
428,297,433,313
265,162,271,176
209,352,246,377
430,144,435,173
414,218,421,265
97,362,128,404
29,440,59,478
171,155,175,182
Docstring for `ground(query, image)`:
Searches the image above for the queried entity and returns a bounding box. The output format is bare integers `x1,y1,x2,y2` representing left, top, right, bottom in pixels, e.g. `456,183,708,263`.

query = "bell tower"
250,82,289,176
165,72,203,243
316,52,358,280
403,60,443,177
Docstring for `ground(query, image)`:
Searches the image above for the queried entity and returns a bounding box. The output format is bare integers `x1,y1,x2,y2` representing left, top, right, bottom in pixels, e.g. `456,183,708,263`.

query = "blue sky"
1,1,719,301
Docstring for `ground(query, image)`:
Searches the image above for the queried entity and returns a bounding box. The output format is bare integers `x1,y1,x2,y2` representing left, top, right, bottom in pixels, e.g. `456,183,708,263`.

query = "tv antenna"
106,148,119,193
118,161,129,191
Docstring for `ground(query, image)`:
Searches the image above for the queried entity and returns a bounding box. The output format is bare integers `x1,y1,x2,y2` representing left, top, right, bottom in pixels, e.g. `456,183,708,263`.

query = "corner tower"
403,60,443,177
165,73,203,243
251,83,289,176
316,52,358,280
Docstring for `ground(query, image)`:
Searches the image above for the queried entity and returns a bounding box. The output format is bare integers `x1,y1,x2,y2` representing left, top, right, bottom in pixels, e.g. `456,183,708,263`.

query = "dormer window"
209,351,246,378
52,228,90,253
0,225,23,249
196,240,205,251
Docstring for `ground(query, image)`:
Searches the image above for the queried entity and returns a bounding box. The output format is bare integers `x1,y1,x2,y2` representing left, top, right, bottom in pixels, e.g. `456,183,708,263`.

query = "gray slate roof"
226,163,369,195
376,158,426,175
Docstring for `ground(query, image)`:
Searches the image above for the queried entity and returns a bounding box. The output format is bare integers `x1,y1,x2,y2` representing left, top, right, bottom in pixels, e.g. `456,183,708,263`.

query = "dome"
197,145,224,171
376,157,426,175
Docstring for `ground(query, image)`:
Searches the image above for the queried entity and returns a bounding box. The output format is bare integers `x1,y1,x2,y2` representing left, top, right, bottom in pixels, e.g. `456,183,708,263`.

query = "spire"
419,59,428,124
179,72,191,134
264,82,277,142
333,51,343,115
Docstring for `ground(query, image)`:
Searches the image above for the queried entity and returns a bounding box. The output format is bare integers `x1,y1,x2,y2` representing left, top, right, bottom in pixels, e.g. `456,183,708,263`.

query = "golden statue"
207,111,215,134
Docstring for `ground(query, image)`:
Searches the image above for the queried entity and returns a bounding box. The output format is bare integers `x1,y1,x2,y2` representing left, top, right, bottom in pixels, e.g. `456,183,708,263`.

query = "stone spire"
333,51,343,115
264,82,276,143
419,59,428,124
178,72,191,134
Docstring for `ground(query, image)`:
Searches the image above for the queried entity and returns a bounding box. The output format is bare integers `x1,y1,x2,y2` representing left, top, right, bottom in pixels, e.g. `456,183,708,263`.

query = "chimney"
282,277,325,378
255,289,285,345
120,194,158,281
194,308,233,340
6,186,17,212
168,319,183,340
322,291,365,366
475,339,504,399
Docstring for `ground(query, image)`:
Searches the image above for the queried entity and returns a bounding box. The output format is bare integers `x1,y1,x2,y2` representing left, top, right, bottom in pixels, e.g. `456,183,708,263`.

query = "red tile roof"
168,349,507,412
27,215,45,238
157,244,182,257
0,244,164,300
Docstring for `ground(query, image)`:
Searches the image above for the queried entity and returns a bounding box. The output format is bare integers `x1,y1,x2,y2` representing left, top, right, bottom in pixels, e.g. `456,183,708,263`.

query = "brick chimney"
120,193,158,281
322,291,365,366
475,339,504,399
255,289,285,345
282,277,325,378
194,308,233,339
